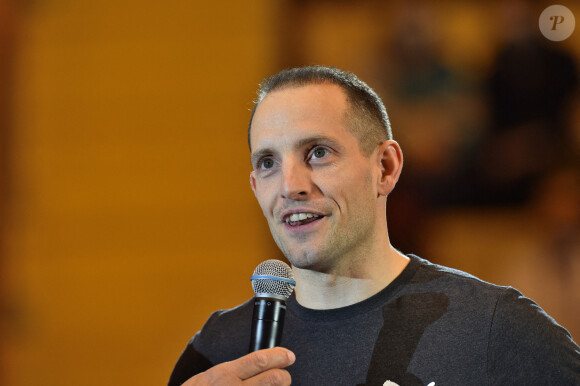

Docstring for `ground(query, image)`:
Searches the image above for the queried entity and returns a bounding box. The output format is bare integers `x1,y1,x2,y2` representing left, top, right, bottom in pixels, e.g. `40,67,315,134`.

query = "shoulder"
409,256,580,383
408,255,511,303
487,288,580,383
196,298,254,349
186,299,255,361
203,298,255,327
168,299,254,386
180,299,253,354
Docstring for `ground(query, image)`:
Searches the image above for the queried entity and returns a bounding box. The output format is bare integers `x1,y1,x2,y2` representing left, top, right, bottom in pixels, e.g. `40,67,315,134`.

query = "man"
169,66,580,385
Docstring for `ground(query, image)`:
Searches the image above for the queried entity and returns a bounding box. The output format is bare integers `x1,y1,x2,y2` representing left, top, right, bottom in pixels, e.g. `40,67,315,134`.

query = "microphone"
249,259,296,352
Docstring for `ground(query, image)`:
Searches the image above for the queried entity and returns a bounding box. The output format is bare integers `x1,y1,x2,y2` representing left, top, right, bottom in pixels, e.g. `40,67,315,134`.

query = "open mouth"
284,213,324,227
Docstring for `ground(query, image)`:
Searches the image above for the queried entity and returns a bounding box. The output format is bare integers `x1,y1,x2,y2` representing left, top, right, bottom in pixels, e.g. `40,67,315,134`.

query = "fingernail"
287,350,296,363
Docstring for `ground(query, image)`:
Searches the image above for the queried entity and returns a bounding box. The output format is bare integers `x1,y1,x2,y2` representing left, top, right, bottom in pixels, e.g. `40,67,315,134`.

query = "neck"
292,245,409,310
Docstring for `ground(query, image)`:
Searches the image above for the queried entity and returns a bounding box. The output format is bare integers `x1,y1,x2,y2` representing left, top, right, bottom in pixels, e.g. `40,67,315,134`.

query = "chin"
284,248,318,268
286,250,335,273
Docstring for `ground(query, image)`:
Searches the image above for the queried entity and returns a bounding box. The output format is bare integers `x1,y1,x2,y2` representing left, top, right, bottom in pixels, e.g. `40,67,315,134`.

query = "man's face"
249,84,384,272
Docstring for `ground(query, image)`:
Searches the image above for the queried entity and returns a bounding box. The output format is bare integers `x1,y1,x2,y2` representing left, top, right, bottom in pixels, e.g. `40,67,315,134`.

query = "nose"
281,158,311,200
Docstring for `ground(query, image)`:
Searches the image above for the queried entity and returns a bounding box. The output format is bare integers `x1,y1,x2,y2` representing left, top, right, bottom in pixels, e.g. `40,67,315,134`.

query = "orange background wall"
5,1,281,385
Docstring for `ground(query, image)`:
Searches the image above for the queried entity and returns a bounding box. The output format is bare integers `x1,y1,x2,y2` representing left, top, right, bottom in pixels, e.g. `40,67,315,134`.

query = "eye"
258,157,275,170
311,147,329,159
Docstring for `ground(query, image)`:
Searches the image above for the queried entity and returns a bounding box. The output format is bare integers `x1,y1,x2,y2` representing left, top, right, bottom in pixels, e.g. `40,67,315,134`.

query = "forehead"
250,83,352,149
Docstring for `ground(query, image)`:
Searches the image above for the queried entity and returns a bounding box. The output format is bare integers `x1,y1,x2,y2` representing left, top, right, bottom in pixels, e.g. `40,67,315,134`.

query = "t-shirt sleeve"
167,333,214,386
487,287,580,385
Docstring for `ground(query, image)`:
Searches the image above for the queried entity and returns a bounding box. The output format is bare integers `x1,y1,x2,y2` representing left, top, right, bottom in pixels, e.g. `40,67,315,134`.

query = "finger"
230,347,295,380
243,368,292,386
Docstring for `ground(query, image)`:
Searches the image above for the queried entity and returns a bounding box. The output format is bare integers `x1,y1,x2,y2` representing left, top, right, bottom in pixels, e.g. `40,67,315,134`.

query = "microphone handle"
249,297,287,352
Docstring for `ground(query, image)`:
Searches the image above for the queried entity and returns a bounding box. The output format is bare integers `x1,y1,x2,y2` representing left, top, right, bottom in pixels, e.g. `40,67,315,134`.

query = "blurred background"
0,0,579,384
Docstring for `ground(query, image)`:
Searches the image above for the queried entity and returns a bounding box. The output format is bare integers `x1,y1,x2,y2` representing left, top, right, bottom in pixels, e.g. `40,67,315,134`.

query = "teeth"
286,213,319,223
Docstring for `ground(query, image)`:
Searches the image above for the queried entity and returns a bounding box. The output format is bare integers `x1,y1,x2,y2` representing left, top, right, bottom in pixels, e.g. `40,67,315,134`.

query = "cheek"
253,181,277,213
325,165,374,196
344,170,376,209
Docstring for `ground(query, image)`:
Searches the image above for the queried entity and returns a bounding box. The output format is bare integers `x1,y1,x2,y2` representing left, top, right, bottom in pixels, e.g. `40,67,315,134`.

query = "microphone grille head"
251,259,296,300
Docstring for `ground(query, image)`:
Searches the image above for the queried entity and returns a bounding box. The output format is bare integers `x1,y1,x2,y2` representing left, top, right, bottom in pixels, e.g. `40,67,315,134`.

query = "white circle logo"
539,5,575,41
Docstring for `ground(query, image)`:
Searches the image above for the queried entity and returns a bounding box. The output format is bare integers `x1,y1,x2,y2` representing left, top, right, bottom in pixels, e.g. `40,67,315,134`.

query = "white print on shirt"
383,381,435,386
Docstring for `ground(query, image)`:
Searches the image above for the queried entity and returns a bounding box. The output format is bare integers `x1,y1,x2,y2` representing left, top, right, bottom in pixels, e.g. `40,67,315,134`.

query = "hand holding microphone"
179,260,296,386
180,347,295,386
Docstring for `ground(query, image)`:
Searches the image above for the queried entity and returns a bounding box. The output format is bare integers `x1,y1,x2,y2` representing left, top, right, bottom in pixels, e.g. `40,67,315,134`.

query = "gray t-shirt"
169,255,580,385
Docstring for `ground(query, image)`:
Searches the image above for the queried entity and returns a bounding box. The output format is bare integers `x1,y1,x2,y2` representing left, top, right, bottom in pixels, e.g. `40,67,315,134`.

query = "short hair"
247,65,392,155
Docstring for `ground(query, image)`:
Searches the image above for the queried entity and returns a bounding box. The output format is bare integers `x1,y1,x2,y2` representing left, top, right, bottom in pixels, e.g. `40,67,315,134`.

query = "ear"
375,140,403,196
250,170,257,196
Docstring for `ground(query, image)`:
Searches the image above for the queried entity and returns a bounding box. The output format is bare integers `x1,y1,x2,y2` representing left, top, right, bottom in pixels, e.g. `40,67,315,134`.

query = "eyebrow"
250,134,342,166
